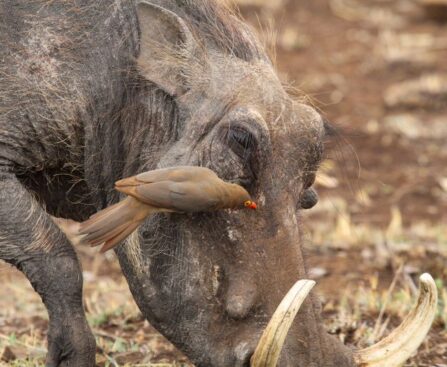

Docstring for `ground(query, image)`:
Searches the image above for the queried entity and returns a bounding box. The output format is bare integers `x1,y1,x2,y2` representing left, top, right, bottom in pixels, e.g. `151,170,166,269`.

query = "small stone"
438,177,447,192
361,248,373,261
0,346,16,362
279,27,310,51
308,267,329,279
315,172,339,189
377,31,437,71
384,74,447,109
383,114,447,139
383,114,423,139
114,351,145,365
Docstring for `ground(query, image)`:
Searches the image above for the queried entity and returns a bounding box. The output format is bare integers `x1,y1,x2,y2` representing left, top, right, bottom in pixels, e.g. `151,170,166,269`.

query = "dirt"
240,0,447,227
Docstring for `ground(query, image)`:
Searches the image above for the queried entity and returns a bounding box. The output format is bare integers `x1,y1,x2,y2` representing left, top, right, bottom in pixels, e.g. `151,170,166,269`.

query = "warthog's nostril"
234,342,253,367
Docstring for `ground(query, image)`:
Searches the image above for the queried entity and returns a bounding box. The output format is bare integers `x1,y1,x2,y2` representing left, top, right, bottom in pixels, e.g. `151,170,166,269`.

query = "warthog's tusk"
251,279,316,367
251,273,437,367
353,273,438,367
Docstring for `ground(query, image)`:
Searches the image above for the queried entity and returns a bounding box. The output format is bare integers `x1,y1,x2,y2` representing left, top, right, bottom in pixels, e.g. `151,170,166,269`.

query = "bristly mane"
159,0,267,62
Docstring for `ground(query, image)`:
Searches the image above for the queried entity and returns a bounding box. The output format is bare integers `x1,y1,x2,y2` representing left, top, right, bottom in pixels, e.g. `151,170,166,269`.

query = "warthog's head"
115,1,437,366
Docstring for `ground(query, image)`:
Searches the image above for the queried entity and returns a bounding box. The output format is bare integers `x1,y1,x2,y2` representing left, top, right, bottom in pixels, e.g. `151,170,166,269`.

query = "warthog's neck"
86,78,180,207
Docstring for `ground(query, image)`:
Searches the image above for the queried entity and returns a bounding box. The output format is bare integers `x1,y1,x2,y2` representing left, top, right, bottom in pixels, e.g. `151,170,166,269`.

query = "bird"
75,166,257,253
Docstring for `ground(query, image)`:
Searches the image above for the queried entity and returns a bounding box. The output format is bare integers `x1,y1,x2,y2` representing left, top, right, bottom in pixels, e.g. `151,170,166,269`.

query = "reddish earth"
240,0,447,227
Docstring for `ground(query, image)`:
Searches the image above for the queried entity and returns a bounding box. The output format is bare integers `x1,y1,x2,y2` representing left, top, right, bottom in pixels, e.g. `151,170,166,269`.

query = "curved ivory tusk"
354,273,438,367
251,279,316,367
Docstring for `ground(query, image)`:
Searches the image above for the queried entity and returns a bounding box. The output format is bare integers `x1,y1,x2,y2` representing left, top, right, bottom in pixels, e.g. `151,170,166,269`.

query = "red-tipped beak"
249,201,257,210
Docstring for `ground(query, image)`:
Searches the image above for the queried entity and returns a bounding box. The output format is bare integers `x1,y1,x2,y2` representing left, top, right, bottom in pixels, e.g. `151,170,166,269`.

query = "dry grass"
306,201,447,366
1,208,446,366
0,257,192,367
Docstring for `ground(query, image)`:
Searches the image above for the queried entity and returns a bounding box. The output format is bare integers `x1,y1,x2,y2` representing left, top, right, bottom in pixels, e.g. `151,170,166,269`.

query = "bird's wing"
122,181,220,212
167,182,220,212
116,166,218,187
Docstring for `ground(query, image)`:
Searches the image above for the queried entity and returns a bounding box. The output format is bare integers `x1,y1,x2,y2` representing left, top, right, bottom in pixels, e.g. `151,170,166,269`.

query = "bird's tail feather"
79,197,146,252
98,220,141,253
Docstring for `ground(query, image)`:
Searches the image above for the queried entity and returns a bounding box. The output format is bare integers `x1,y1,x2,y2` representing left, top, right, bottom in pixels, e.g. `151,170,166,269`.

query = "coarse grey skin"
0,1,354,366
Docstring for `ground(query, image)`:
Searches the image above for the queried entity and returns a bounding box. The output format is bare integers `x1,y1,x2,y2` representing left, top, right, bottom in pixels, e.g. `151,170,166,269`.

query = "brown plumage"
78,166,256,252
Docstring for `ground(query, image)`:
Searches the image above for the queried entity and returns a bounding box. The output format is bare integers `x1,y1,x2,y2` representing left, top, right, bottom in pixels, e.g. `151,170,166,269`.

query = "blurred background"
1,0,446,365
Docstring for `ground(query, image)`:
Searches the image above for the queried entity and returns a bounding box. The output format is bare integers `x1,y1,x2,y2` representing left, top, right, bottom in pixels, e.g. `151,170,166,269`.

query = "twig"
370,263,403,343
93,329,121,341
0,333,46,353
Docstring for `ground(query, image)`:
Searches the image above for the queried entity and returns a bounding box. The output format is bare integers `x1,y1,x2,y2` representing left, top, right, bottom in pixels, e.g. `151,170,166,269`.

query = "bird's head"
243,200,257,210
228,183,257,210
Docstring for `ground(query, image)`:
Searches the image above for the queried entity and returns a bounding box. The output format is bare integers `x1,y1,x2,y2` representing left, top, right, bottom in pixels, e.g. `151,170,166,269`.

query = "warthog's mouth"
251,273,438,367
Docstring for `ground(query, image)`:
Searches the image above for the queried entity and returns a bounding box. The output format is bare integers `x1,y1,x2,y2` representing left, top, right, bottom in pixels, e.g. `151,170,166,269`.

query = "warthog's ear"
137,1,197,96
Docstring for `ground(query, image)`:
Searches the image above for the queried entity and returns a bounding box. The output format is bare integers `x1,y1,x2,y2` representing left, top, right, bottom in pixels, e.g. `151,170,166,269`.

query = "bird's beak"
249,201,257,210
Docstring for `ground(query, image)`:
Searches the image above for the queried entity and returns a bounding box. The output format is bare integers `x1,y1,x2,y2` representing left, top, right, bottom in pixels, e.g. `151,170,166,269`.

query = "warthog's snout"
234,342,255,367
251,274,438,367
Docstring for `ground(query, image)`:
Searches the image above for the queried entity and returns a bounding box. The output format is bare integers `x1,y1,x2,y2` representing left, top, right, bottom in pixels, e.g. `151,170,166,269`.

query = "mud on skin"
0,0,354,366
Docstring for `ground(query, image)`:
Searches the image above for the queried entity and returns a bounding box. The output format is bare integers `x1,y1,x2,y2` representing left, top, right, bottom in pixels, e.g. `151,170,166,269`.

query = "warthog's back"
0,0,139,170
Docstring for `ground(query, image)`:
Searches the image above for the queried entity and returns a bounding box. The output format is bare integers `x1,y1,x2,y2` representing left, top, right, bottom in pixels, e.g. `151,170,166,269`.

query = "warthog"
0,0,436,366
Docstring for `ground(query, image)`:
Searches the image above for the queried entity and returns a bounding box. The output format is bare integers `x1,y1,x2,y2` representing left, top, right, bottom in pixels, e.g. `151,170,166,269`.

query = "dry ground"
1,0,447,366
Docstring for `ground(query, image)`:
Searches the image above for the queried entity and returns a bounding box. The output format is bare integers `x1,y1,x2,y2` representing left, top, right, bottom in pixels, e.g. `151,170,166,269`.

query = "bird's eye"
244,200,257,209
226,127,256,161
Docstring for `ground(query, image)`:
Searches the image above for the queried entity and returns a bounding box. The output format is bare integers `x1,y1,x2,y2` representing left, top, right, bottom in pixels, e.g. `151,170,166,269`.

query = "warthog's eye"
210,121,263,188
226,127,256,162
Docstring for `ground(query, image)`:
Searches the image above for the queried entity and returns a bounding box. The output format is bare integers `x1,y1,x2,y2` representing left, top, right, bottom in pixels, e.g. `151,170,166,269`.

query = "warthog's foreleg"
0,168,95,367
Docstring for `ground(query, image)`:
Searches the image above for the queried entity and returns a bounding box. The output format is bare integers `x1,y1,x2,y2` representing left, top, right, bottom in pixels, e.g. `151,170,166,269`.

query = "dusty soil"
240,0,447,227
1,0,446,366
